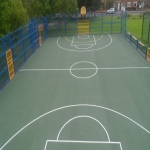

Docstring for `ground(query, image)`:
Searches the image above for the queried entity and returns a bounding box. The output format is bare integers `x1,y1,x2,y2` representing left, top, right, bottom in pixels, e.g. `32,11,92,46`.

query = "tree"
9,0,29,31
0,0,28,37
22,0,51,19
0,1,11,37
48,0,77,14
105,0,114,9
77,0,101,12
22,0,77,18
60,0,77,14
90,0,101,11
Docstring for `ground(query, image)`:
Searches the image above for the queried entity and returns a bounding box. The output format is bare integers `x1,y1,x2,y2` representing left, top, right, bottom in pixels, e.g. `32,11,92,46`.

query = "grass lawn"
126,17,150,47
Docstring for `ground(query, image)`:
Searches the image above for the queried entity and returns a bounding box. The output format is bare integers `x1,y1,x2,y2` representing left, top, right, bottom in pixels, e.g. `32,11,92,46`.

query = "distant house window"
127,2,131,7
133,2,138,7
141,1,145,8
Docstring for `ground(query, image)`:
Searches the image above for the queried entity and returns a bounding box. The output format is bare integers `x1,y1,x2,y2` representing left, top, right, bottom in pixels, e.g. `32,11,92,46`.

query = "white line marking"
73,35,96,49
19,67,150,72
20,69,70,71
74,44,94,46
65,35,103,43
93,35,96,45
69,61,98,79
71,36,74,46
57,34,112,52
44,141,48,150
74,45,94,49
47,140,120,144
72,35,96,46
44,140,122,150
0,104,150,150
56,115,110,142
120,142,123,150
97,67,150,69
78,35,89,39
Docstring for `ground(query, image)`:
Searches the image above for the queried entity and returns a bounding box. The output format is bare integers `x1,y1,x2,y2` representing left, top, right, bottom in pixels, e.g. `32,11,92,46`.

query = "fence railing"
141,11,150,43
40,12,127,37
122,30,150,60
0,20,42,90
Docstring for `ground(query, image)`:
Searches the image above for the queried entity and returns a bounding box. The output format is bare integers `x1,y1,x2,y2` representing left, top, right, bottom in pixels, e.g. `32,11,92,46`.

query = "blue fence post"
2,37,6,53
65,14,67,36
1,36,8,72
46,16,48,39
34,20,37,49
111,14,113,34
41,17,44,42
102,13,103,34
125,13,127,34
36,19,40,48
8,33,12,50
76,12,78,35
21,27,26,62
29,22,34,53
146,46,148,57
130,34,132,43
136,39,139,50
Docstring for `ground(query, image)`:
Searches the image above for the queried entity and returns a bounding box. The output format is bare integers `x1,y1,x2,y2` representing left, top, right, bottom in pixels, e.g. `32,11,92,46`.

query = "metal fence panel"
0,20,39,90
142,12,150,43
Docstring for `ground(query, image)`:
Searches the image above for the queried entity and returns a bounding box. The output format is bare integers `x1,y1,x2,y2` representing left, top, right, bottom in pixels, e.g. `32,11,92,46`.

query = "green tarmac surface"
0,34,150,150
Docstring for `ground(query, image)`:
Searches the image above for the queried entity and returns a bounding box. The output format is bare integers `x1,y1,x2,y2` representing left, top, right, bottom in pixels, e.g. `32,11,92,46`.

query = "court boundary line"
0,104,150,150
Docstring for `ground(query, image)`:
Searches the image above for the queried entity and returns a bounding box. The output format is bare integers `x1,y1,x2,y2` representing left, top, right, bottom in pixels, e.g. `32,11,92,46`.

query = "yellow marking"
147,48,150,55
6,49,15,80
78,26,89,28
139,42,144,47
132,36,137,40
127,32,130,35
65,35,103,43
147,48,150,62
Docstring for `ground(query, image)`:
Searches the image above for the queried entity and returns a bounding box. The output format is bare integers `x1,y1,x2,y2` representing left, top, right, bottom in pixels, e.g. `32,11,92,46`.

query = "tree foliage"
22,0,51,19
9,0,29,31
0,0,28,37
105,0,114,9
0,0,78,37
77,0,101,11
0,1,11,37
53,0,77,14
90,0,101,11
23,0,77,18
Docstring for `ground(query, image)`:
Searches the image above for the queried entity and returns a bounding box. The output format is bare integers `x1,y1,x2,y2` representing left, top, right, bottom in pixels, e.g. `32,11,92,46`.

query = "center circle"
69,61,98,79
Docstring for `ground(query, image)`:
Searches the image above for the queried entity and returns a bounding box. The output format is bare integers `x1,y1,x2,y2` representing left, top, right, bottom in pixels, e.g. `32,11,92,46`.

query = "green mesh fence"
46,12,127,36
122,31,148,58
142,11,150,43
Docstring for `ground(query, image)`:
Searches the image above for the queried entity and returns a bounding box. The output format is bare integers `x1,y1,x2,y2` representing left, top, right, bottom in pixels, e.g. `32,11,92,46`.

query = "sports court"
0,33,150,150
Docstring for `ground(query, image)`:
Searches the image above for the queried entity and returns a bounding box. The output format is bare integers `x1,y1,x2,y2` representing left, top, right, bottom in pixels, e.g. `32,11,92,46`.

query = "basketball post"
78,6,89,35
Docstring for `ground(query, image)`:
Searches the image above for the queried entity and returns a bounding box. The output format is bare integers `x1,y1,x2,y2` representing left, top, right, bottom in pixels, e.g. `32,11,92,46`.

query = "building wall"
114,0,148,11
